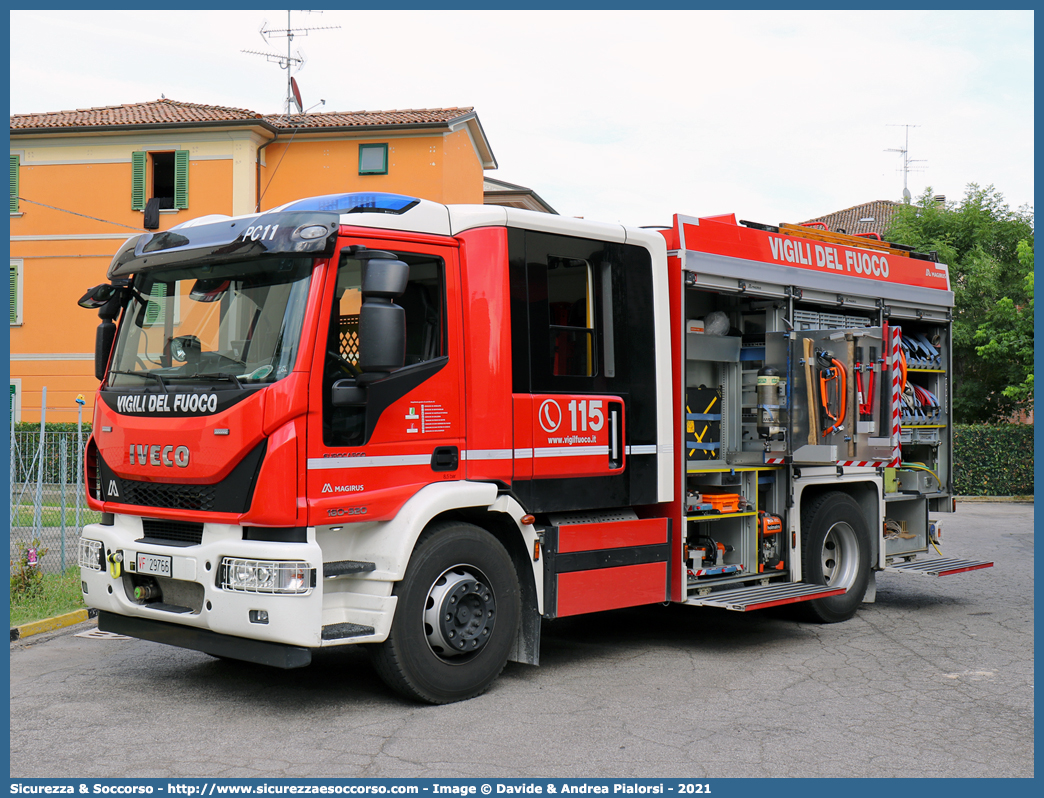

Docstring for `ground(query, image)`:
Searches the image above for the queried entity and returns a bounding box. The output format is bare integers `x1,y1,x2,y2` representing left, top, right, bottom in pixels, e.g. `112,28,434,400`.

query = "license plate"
136,552,172,577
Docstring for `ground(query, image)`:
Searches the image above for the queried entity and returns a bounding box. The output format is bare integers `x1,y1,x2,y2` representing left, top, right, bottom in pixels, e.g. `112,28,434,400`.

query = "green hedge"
13,422,92,434
11,422,92,484
953,424,1034,496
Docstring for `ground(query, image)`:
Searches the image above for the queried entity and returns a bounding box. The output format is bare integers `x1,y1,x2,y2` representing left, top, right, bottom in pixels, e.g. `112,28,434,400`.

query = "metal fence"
10,386,99,575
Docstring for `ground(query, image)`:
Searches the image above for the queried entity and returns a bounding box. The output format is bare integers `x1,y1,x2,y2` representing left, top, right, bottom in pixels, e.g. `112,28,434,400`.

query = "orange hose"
818,358,848,435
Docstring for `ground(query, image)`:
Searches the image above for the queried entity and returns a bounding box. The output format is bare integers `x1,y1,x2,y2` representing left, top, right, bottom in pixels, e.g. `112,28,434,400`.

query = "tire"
370,521,520,704
798,491,871,623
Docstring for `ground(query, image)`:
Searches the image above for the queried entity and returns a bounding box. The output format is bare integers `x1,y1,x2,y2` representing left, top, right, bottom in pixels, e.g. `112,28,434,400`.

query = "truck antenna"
242,11,340,117
885,124,927,203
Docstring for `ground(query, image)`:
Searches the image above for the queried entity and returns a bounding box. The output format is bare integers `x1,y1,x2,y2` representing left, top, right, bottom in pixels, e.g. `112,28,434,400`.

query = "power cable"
15,197,147,232
257,121,303,209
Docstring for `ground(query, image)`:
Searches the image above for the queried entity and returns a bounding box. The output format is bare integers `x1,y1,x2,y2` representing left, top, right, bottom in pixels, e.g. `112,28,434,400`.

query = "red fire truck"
77,192,992,703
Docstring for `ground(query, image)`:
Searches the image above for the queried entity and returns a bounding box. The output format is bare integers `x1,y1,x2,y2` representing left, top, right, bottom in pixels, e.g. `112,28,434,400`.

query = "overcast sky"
10,9,1034,227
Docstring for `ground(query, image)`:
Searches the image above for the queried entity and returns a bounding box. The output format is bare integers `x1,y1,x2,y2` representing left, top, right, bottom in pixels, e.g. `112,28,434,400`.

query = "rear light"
220,558,314,594
85,438,100,501
79,538,104,571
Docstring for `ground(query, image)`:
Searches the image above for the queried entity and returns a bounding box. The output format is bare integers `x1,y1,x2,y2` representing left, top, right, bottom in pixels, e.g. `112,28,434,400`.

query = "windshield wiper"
108,369,169,393
183,372,244,390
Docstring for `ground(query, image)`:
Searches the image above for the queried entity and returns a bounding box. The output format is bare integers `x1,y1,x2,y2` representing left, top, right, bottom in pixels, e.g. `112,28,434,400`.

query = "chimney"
933,194,946,205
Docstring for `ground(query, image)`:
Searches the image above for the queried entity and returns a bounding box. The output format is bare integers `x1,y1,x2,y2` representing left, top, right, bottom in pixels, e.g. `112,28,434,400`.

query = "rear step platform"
685,582,846,611
884,557,993,577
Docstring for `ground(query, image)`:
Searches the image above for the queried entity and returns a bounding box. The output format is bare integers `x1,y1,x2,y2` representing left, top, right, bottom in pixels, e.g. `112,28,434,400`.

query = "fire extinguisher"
757,366,786,440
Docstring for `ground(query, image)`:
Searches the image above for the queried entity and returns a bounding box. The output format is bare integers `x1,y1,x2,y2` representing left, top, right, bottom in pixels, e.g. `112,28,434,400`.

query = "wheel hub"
423,567,496,659
821,521,858,588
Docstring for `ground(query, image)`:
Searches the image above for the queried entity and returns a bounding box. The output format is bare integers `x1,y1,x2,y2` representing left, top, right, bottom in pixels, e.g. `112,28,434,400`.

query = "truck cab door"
306,239,464,525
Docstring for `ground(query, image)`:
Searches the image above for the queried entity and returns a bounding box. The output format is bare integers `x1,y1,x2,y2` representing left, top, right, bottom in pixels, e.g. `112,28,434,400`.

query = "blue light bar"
280,192,421,215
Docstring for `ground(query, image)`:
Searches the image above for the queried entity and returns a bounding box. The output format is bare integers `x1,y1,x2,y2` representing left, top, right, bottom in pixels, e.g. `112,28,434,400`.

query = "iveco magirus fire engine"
77,191,993,703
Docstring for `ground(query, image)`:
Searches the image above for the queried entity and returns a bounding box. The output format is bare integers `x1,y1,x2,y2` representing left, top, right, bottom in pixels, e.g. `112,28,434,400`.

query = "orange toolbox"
702,493,743,514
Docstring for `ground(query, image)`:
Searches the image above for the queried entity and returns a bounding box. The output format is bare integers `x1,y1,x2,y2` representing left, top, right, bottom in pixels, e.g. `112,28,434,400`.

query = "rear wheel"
799,491,870,623
370,521,520,704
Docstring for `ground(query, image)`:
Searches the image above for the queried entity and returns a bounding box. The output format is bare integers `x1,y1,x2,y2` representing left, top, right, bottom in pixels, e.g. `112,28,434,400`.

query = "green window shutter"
174,150,189,209
10,155,19,213
131,151,146,211
144,282,167,326
10,263,19,324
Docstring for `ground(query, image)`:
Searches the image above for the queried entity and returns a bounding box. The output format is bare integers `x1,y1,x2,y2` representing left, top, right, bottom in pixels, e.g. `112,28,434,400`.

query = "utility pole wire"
15,197,148,232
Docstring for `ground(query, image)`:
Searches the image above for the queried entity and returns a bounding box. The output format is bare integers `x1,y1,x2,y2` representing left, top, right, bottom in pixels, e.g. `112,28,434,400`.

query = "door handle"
431,446,458,472
608,401,623,469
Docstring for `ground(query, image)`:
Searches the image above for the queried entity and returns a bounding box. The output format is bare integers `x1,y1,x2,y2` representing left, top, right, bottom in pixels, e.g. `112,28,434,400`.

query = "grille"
120,480,216,512
140,518,204,546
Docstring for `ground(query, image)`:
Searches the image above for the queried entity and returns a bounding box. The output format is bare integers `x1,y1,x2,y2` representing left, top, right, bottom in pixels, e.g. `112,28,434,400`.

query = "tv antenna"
885,124,926,203
242,11,340,116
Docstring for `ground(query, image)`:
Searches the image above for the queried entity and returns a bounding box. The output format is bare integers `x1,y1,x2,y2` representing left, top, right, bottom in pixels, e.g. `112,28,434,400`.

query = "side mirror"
358,302,406,372
357,252,409,373
78,284,115,309
95,321,116,382
360,253,409,298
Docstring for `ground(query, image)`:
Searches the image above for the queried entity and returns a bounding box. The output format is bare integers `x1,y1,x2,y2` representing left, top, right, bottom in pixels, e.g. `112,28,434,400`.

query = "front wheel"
370,521,520,704
798,491,871,623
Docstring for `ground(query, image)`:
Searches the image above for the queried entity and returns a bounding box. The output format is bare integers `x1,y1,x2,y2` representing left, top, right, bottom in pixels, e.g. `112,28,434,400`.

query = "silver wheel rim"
423,565,496,661
821,521,859,588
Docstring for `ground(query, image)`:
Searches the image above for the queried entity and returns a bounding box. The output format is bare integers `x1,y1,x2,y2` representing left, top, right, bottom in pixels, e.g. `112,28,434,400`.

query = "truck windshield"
107,257,313,389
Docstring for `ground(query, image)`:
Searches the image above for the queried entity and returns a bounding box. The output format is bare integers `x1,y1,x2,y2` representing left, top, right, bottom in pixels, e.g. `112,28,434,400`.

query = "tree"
974,240,1033,405
885,185,1034,423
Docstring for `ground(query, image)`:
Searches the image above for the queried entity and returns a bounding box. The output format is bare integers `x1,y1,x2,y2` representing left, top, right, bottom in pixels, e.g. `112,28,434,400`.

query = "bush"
13,422,92,434
11,422,92,484
953,424,1034,496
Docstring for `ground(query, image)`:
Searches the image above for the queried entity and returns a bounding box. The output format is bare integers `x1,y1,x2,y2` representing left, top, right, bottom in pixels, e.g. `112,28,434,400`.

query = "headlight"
221,558,313,594
79,538,104,571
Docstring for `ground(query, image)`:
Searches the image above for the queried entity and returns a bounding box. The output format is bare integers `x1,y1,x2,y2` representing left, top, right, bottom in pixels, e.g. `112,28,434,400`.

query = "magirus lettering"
321,483,365,493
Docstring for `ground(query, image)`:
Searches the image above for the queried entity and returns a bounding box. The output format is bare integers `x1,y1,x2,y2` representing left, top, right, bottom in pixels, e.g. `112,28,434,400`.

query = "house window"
9,380,21,425
9,259,22,326
132,150,189,211
358,143,388,175
141,280,180,328
10,154,19,213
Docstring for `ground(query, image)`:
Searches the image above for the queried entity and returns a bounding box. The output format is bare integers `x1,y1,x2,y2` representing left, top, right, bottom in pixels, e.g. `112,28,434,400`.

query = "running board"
685,582,846,611
884,557,993,577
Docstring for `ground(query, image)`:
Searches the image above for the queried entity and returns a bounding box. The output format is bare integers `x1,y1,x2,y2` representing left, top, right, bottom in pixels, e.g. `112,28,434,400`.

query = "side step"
321,622,376,641
685,582,846,611
884,557,993,577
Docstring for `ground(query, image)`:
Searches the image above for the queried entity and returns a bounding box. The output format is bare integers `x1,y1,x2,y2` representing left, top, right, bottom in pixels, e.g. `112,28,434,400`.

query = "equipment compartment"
890,317,952,503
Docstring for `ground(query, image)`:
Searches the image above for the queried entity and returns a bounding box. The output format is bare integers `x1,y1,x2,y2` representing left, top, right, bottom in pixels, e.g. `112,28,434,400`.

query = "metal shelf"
685,511,756,522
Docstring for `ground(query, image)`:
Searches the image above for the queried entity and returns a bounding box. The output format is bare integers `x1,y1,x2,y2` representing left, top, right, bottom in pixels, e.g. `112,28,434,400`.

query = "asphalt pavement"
9,501,1033,779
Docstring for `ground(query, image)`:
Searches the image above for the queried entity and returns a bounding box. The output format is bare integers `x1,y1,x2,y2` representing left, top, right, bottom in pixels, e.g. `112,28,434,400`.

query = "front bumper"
79,515,325,649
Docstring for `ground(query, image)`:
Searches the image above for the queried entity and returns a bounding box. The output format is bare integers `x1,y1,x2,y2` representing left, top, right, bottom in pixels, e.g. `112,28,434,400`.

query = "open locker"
786,326,894,465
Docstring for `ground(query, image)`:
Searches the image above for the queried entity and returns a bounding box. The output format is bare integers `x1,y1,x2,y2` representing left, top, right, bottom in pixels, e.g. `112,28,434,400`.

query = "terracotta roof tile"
11,99,475,131
11,99,262,129
265,107,474,129
801,200,903,237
